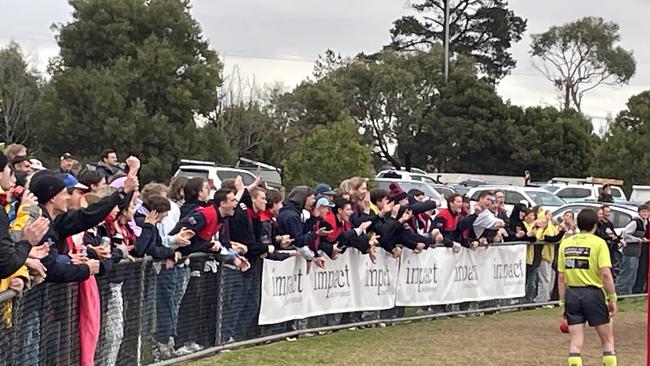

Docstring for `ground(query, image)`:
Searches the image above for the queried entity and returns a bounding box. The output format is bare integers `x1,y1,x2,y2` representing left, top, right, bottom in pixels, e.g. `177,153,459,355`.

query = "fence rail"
0,241,642,366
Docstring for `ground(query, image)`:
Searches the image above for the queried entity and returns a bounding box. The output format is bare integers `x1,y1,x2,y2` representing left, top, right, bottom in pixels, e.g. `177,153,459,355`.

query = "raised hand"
145,210,161,225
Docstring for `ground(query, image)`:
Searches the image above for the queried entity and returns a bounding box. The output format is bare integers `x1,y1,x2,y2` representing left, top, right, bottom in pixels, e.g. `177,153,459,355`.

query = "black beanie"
0,153,6,171
30,174,67,204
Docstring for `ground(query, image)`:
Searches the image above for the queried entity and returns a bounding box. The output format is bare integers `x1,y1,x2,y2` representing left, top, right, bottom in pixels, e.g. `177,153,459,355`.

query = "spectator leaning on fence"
615,204,649,295
493,190,509,222
368,188,402,258
533,210,565,303
432,193,464,252
29,158,138,283
472,191,506,246
277,186,326,268
250,187,295,261
223,176,276,342
0,153,49,280
178,177,211,219
324,197,377,262
596,206,622,276
258,188,295,254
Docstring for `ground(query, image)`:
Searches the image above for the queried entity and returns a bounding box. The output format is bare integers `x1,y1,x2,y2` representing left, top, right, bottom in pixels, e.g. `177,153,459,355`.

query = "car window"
542,185,560,193
598,187,624,198
610,210,632,228
410,175,422,181
217,170,256,185
525,190,566,206
505,191,527,205
556,187,591,199
434,187,455,200
470,190,487,201
177,169,209,180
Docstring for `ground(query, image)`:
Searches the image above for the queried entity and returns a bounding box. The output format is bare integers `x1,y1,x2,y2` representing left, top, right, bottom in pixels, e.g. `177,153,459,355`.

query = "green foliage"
594,91,650,192
390,0,527,81
409,66,519,174
327,47,464,169
33,0,222,181
0,42,41,144
283,120,374,189
531,16,636,112
511,107,593,180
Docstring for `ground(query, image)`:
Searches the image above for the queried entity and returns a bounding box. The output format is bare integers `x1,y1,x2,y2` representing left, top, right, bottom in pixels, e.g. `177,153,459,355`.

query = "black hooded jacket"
277,187,317,250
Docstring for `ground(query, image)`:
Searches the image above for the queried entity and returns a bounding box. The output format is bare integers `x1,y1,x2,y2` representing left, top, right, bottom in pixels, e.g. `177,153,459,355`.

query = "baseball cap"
30,159,47,171
315,197,334,208
61,173,89,191
314,183,337,197
60,152,75,161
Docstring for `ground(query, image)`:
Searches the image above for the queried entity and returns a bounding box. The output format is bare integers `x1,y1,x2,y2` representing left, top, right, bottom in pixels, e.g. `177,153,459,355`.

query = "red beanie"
388,183,407,203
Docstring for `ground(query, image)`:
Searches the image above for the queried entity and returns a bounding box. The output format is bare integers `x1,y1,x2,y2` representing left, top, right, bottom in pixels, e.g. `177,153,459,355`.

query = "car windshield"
542,185,560,193
525,190,566,206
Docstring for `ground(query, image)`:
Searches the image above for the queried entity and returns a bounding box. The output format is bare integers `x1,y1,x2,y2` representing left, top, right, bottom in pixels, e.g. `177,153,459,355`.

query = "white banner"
258,249,399,325
396,246,526,306
259,245,526,325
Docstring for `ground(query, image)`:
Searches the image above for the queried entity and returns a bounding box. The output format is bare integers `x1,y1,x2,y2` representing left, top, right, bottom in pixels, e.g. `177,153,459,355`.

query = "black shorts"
565,286,609,327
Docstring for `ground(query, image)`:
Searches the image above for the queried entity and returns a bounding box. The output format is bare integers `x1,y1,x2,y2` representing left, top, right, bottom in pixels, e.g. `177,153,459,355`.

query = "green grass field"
187,299,647,366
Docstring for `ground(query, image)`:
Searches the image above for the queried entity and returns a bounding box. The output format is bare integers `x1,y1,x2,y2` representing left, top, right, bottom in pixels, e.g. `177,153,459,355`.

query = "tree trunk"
563,79,571,111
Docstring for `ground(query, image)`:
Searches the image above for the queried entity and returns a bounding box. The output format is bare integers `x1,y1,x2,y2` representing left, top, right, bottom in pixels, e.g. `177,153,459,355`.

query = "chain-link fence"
0,242,646,365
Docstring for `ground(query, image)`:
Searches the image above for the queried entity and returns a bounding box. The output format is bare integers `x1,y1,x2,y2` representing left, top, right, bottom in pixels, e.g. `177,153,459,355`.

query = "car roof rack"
179,159,216,167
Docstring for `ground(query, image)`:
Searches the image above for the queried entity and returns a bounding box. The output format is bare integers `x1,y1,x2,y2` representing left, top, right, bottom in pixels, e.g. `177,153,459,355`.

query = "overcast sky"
1,0,648,132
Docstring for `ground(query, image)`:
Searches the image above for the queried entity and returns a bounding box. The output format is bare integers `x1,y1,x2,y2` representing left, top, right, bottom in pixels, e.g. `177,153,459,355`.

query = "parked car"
376,169,438,185
373,178,447,208
550,184,627,203
173,159,257,193
551,202,638,235
630,185,650,204
466,185,566,215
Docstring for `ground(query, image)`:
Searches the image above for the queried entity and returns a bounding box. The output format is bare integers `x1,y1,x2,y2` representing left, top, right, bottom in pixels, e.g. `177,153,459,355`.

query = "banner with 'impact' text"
258,245,526,325
258,249,399,325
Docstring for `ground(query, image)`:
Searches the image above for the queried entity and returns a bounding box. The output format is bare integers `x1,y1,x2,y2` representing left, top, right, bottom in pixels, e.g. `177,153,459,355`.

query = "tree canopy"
33,0,222,181
530,16,636,113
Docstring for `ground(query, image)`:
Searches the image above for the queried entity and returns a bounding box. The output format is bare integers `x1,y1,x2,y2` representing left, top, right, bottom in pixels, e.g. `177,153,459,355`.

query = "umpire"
558,208,618,366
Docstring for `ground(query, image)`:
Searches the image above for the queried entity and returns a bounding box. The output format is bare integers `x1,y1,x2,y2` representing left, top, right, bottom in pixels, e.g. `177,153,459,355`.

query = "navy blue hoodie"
277,187,317,251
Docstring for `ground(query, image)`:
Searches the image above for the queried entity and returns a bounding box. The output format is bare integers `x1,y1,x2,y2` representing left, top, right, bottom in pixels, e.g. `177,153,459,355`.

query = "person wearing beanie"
388,183,409,205
31,157,141,283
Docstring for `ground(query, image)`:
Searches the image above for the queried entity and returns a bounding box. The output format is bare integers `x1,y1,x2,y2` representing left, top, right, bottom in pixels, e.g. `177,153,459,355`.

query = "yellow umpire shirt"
558,232,611,288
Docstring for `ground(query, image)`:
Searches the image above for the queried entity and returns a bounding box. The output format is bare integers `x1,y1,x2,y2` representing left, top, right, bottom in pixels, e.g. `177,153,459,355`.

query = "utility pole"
444,0,450,83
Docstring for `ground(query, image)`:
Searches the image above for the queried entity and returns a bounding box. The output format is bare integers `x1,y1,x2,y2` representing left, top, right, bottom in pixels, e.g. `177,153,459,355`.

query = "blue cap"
315,197,334,208
61,173,88,191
